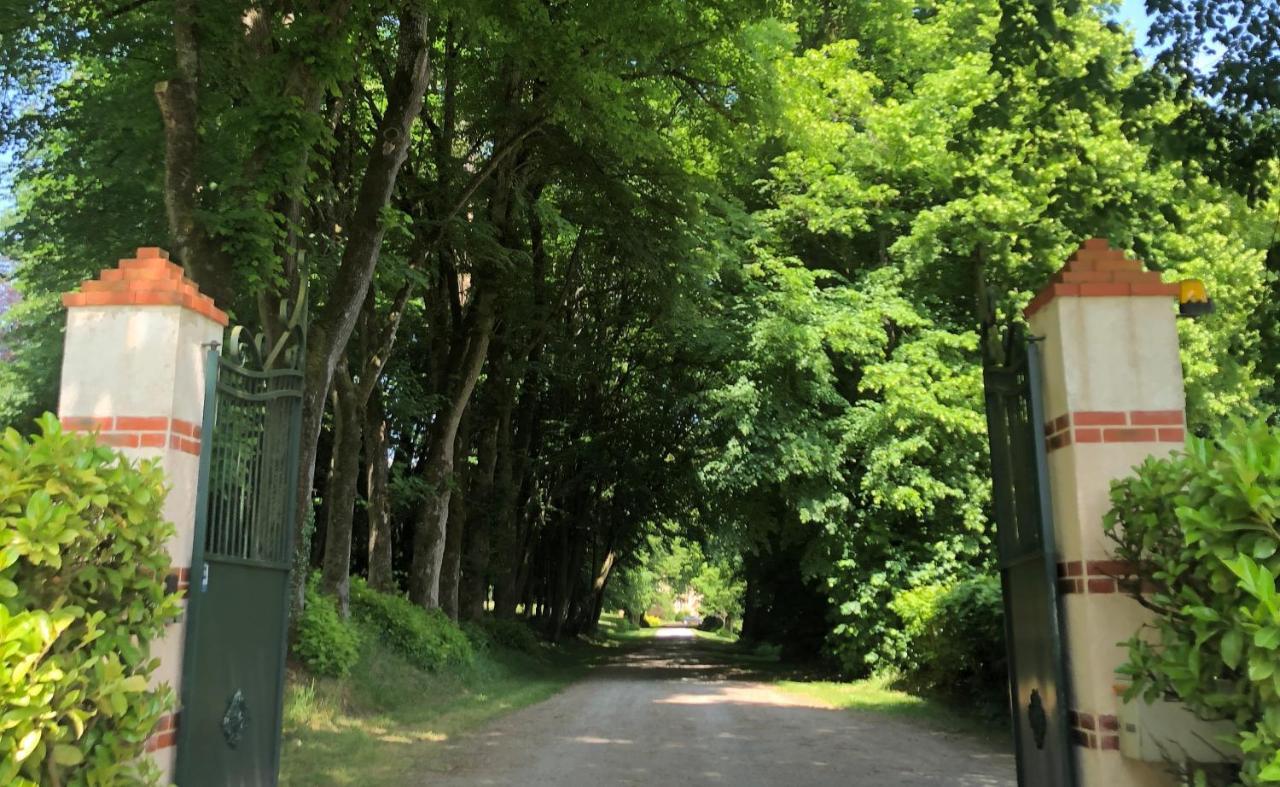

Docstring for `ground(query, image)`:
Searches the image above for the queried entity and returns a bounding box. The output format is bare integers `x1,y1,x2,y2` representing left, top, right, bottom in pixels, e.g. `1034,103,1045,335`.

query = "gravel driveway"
420,628,1016,786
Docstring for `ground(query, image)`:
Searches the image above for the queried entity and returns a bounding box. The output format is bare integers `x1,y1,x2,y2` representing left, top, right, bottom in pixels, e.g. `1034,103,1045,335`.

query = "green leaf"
1250,652,1276,682
13,729,41,763
1222,629,1244,669
51,744,83,766
1186,606,1220,622
1259,754,1280,781
1257,628,1280,650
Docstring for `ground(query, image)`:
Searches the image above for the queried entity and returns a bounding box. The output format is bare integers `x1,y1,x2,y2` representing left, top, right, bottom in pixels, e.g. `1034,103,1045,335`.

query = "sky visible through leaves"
0,2,1156,216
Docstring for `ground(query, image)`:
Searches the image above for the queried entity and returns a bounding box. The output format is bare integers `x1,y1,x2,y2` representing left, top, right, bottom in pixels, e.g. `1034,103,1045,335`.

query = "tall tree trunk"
408,291,496,608
548,523,586,643
740,572,759,642
490,404,519,616
582,547,616,635
364,390,394,591
461,410,500,619
290,9,432,617
320,364,361,614
154,0,222,301
509,494,537,619
439,413,471,620
492,368,542,618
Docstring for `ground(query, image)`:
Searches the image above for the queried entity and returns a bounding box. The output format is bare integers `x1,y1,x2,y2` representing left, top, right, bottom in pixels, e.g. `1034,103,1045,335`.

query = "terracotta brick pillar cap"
61,247,229,326
1024,238,1179,318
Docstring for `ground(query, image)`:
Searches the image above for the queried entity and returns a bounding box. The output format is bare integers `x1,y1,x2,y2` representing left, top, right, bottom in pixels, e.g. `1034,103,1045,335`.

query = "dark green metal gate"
982,321,1075,787
176,333,304,786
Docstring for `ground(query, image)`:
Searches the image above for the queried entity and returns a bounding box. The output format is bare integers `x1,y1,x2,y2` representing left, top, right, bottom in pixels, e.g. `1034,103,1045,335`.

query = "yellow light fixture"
1178,279,1213,318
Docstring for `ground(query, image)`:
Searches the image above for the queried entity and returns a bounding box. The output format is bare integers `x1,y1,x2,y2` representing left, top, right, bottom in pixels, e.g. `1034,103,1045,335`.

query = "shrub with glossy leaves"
0,414,181,786
348,577,473,670
891,575,1006,704
1107,422,1280,785
292,576,361,677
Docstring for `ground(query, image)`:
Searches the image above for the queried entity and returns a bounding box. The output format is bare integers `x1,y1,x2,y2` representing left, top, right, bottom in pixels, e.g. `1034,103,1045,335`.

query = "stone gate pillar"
58,247,227,781
1025,238,1183,786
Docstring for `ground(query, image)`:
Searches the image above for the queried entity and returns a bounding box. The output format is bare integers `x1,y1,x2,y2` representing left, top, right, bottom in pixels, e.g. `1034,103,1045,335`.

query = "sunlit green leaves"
1108,421,1280,785
0,415,179,784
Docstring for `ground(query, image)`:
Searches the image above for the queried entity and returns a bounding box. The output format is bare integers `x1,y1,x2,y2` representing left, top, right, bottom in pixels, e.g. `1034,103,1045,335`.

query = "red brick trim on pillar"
1044,410,1184,452
60,416,202,455
165,567,192,593
1057,560,1158,596
145,712,180,752
60,247,229,326
1024,238,1179,319
1068,710,1120,750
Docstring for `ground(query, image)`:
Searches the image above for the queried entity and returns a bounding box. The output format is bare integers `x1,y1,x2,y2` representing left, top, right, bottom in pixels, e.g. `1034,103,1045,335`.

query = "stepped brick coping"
145,712,180,752
60,415,202,456
1044,409,1184,452
1024,238,1180,318
61,247,229,327
1069,709,1120,750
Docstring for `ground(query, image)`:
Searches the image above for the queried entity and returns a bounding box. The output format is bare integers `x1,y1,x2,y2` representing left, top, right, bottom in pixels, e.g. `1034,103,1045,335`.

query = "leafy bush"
1106,422,1280,785
891,575,1006,704
0,415,182,785
460,621,493,653
348,577,474,670
609,611,639,632
888,582,952,673
292,577,361,677
461,617,542,655
698,615,724,632
476,617,541,654
643,613,662,628
751,641,783,660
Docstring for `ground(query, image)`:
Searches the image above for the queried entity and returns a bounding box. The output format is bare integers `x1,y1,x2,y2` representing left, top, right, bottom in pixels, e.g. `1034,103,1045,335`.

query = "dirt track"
422,628,1016,786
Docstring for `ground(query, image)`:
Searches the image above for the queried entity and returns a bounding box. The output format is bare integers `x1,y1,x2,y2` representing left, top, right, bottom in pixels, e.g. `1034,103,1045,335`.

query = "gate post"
1025,238,1183,786
57,247,228,781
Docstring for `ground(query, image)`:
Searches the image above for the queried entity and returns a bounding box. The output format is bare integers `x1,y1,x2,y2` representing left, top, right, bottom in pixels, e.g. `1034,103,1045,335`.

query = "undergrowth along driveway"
279,633,599,785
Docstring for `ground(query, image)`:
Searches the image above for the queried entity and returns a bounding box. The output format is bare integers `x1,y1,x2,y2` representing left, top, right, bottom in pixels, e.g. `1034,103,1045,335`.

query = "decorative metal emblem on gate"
221,689,250,748
1027,689,1048,749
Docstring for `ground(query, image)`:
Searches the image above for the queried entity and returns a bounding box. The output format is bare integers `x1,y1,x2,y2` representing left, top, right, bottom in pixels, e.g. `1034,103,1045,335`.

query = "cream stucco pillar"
57,247,227,780
1026,238,1183,786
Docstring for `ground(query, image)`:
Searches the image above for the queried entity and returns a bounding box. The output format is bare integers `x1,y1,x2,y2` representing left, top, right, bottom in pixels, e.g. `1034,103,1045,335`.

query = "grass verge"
774,673,1011,744
280,628,595,785
591,616,656,642
692,627,738,643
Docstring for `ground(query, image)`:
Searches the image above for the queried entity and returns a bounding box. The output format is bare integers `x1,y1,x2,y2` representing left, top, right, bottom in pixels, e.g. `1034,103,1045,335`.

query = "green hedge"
348,577,474,670
890,574,1006,704
474,617,542,654
292,577,361,677
0,415,182,785
1107,422,1280,785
